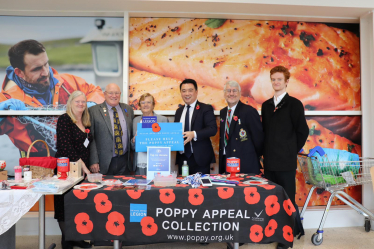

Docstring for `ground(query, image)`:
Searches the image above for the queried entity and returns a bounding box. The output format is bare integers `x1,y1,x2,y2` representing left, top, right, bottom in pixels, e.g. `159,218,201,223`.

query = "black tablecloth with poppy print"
65,175,296,247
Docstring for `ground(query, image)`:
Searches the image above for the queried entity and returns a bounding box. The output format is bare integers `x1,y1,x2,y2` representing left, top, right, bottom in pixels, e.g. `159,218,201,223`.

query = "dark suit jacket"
261,93,309,171
174,100,217,169
219,101,264,174
88,102,134,174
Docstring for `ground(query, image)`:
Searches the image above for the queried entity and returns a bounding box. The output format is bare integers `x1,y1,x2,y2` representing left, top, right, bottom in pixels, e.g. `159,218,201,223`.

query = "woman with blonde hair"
55,90,92,249
131,93,168,174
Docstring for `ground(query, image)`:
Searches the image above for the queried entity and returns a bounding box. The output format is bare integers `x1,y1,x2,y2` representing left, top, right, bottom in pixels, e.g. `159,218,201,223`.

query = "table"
0,176,83,249
65,175,296,248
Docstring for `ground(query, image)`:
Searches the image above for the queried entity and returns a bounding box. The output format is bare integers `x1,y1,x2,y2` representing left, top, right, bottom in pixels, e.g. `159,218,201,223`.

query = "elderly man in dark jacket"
262,66,309,249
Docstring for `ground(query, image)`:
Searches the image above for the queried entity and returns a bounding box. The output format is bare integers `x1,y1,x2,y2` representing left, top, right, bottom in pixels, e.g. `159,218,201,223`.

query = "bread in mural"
129,18,360,111
129,67,260,110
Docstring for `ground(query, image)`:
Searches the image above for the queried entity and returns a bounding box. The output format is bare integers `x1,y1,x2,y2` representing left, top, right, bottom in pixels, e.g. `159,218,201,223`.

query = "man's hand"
90,163,100,173
183,131,195,145
0,99,27,111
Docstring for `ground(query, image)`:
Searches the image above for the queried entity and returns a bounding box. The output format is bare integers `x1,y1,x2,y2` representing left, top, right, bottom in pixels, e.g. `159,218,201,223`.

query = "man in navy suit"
174,79,217,175
219,80,264,174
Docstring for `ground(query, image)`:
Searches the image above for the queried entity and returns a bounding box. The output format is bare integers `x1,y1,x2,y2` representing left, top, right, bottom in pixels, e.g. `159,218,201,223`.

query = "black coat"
261,93,309,171
219,101,264,174
174,100,217,169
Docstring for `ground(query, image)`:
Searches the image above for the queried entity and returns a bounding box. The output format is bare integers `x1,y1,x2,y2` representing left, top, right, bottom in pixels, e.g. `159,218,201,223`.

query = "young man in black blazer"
219,80,264,174
262,66,309,249
174,79,217,175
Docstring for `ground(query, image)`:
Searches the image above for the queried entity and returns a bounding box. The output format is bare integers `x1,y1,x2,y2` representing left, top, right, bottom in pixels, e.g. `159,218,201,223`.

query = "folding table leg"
39,195,45,249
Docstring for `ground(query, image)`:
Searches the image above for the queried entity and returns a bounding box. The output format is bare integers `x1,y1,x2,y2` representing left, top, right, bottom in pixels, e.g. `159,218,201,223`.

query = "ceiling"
1,0,373,23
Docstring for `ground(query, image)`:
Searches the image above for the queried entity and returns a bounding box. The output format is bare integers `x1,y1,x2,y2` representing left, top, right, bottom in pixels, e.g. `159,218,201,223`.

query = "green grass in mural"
0,38,92,68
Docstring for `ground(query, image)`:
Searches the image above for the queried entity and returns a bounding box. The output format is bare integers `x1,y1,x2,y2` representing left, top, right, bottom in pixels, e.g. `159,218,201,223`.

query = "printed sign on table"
147,147,171,180
136,122,183,152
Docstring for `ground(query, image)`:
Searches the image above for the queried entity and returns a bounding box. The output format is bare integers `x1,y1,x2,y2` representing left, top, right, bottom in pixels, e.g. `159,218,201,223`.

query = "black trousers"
107,152,130,175
177,153,210,175
264,169,305,238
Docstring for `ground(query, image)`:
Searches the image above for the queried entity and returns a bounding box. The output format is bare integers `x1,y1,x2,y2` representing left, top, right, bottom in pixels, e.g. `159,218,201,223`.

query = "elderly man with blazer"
262,66,309,249
219,80,264,174
89,83,134,175
174,79,217,175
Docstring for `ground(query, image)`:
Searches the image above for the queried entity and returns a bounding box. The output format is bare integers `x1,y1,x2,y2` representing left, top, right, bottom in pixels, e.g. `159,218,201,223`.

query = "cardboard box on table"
0,170,7,180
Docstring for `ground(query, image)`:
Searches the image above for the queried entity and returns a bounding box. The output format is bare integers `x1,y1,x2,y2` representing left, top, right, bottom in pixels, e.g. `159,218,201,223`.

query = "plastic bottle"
182,161,189,177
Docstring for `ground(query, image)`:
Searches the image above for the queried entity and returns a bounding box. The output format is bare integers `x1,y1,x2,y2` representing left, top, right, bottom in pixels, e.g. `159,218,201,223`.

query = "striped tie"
224,108,232,147
112,107,124,156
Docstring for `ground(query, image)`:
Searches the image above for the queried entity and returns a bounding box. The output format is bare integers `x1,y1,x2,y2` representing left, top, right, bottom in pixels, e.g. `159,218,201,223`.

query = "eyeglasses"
74,100,86,104
105,91,121,96
140,101,153,105
224,89,239,93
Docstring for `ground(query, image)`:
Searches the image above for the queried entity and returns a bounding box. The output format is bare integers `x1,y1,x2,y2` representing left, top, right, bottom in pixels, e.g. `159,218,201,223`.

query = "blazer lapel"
229,101,242,137
100,102,113,136
191,100,199,128
220,108,227,141
119,103,131,138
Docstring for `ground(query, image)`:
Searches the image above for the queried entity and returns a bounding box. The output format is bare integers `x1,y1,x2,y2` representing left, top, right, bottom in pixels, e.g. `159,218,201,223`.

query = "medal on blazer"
239,128,248,142
103,107,107,112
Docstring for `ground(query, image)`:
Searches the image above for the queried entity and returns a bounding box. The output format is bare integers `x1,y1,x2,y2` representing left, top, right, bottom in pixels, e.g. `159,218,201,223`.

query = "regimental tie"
112,107,124,155
224,108,232,147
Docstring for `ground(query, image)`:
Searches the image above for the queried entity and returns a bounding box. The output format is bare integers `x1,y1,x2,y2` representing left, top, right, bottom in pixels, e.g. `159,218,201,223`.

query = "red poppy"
196,104,200,110
85,129,90,133
175,184,189,187
126,189,144,199
244,187,261,204
74,213,93,234
264,219,278,237
140,216,158,236
249,224,263,243
159,189,176,204
264,195,280,216
73,189,90,200
283,225,294,242
106,211,125,236
283,199,296,216
188,189,204,205
94,193,112,213
258,184,276,190
217,187,234,199
233,116,238,121
152,123,161,132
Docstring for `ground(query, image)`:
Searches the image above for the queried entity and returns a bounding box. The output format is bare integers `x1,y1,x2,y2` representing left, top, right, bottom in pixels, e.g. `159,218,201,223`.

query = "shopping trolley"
297,146,374,246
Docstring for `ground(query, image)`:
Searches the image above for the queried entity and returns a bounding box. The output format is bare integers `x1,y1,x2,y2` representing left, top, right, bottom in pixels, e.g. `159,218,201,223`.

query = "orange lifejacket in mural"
0,67,105,155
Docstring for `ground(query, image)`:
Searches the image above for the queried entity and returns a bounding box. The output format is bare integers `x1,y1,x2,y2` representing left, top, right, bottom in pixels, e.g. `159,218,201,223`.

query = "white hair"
224,80,241,92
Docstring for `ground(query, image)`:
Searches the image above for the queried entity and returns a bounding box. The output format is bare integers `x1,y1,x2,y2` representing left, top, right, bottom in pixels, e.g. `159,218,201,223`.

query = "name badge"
84,138,90,148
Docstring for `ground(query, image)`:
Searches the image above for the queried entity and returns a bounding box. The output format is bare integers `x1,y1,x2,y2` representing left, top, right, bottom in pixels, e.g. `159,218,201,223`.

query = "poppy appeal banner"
65,175,296,247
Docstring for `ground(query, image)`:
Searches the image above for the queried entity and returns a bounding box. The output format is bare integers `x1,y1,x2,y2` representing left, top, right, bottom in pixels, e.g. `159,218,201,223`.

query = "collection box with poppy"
135,121,183,152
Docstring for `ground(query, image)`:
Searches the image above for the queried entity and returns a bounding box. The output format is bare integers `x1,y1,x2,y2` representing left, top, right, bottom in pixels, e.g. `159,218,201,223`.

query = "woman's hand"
79,159,91,179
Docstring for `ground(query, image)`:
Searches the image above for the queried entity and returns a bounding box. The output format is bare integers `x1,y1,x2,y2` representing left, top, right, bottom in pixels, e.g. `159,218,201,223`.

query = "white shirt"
180,99,197,154
223,103,238,155
274,92,287,107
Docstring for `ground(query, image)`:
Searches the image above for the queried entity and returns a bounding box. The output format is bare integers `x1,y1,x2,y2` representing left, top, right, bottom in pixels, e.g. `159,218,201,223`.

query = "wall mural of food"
129,18,360,111
129,18,361,207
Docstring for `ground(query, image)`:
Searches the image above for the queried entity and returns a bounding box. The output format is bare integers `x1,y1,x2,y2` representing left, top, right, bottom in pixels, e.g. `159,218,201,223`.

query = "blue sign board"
136,122,183,152
141,116,157,128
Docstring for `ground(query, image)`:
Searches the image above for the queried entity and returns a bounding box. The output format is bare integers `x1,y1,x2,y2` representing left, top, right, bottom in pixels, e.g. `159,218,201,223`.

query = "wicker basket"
19,140,57,179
